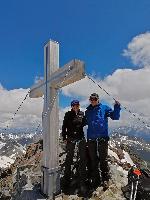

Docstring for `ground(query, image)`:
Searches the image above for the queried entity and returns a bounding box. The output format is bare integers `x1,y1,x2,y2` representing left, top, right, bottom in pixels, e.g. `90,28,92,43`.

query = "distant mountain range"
0,135,25,168
111,125,150,141
0,124,149,169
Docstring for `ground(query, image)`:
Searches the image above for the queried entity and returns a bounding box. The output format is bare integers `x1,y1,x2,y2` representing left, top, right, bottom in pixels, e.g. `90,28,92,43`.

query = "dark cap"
90,93,99,99
71,100,80,107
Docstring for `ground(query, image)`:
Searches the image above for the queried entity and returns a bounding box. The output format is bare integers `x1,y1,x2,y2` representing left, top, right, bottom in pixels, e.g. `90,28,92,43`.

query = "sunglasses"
89,98,98,101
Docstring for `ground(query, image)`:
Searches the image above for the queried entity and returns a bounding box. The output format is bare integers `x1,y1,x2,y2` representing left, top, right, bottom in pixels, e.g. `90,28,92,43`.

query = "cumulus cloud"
1,66,150,131
0,86,43,131
123,32,150,68
62,32,150,129
1,32,150,132
62,68,150,127
62,68,150,107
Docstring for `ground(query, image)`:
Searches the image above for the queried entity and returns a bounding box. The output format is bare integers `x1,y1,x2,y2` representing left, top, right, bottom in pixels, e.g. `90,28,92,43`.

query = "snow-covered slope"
0,141,6,149
121,150,134,166
111,131,150,164
0,156,14,168
0,134,25,169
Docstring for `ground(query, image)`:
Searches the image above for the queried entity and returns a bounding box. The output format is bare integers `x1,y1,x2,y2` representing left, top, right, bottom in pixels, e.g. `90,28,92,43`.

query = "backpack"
122,166,150,200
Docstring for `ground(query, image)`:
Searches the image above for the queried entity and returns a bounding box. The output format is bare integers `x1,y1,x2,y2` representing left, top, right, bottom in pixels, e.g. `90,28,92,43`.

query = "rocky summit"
1,133,149,200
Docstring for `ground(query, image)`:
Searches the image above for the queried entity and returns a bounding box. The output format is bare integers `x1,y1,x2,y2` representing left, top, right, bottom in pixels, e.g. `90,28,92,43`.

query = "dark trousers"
64,139,87,184
97,139,109,181
87,138,109,183
86,140,100,184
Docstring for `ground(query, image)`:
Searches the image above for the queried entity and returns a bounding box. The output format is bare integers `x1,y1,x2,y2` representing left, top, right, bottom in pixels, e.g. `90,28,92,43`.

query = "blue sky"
0,0,150,90
0,0,150,134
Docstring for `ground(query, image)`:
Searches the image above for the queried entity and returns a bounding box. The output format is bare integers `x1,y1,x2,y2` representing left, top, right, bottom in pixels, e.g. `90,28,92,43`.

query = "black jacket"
62,109,86,141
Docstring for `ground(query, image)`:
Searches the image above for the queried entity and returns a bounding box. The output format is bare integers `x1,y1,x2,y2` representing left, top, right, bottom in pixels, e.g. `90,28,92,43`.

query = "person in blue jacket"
85,93,121,190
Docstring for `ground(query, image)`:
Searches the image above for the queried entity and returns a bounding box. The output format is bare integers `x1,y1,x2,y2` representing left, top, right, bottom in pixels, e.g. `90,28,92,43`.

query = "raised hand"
114,100,120,106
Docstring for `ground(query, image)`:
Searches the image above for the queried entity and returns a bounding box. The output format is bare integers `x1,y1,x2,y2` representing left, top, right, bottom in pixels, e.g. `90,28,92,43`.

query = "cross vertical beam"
41,40,60,198
29,39,85,198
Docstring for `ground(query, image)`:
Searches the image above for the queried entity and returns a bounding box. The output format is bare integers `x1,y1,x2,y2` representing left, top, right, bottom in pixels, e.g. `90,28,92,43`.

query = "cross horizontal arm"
29,79,44,98
29,59,85,98
50,59,85,88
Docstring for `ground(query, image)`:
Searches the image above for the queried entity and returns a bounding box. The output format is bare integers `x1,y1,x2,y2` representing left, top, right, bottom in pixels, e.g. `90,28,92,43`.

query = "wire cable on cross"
3,71,150,135
86,75,150,129
35,66,72,134
4,89,31,132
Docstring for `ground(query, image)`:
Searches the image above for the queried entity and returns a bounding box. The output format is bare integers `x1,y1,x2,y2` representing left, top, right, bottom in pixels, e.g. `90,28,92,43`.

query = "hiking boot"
102,173,111,182
61,177,71,194
79,183,88,197
92,178,101,190
102,180,110,191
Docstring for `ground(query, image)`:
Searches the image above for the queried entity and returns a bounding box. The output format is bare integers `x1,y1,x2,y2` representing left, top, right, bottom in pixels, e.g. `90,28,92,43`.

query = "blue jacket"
85,103,121,139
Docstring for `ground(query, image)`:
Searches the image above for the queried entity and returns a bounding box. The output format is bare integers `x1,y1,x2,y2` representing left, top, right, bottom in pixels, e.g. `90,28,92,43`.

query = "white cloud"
62,68,150,124
123,32,150,68
62,68,150,105
0,86,43,130
1,32,150,132
1,66,150,131
62,32,150,129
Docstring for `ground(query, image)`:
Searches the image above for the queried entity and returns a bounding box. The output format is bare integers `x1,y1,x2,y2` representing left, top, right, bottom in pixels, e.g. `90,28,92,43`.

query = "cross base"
41,166,61,198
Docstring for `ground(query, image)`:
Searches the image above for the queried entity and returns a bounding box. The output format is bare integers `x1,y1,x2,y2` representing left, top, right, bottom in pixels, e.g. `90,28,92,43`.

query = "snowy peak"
0,134,25,169
108,144,134,170
0,141,6,150
0,156,14,169
110,132,150,168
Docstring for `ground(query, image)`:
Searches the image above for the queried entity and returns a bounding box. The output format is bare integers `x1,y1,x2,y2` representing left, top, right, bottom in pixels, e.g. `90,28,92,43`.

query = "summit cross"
29,40,85,198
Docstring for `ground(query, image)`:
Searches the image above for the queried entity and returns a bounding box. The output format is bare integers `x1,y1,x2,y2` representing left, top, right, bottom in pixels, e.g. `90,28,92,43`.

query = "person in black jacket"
62,100,87,195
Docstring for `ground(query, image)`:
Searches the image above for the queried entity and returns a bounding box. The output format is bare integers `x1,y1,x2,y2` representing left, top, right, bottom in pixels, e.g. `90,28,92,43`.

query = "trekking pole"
133,176,139,200
130,169,141,200
130,181,134,200
143,160,149,170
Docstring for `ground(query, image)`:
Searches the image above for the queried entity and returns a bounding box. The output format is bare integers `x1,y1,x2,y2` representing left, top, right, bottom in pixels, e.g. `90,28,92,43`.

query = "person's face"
72,104,80,112
89,98,99,106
